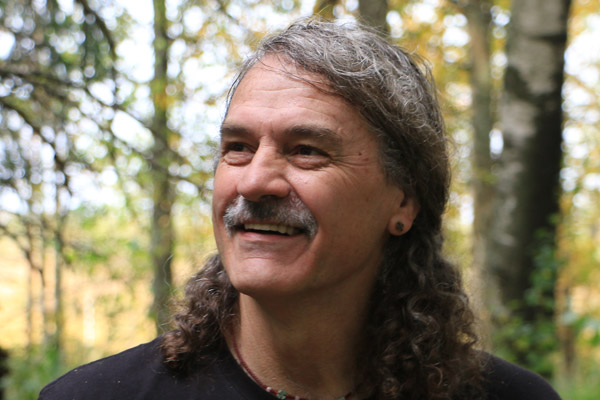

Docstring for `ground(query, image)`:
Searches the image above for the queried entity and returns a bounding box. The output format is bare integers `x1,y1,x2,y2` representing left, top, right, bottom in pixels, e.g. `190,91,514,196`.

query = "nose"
237,146,291,202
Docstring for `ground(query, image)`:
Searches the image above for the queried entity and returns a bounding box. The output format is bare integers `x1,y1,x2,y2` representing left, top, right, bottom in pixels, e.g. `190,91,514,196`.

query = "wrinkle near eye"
221,141,255,165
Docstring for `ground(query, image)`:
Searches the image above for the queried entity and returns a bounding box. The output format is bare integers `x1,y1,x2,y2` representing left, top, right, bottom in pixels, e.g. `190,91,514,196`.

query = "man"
39,19,561,400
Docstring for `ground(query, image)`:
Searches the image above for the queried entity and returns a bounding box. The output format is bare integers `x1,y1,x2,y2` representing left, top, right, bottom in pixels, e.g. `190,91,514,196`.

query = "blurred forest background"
0,0,598,398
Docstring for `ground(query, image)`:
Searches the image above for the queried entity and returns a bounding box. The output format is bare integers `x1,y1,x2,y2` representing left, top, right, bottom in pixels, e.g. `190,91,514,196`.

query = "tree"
485,0,572,376
359,0,389,33
329,0,573,376
0,0,120,358
149,0,176,333
450,1,495,341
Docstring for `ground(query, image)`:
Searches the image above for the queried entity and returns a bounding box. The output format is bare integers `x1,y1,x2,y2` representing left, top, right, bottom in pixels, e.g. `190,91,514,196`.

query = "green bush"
555,357,600,400
1,345,71,400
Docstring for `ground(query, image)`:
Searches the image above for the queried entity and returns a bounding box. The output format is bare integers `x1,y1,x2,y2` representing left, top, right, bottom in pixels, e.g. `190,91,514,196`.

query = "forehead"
224,56,371,136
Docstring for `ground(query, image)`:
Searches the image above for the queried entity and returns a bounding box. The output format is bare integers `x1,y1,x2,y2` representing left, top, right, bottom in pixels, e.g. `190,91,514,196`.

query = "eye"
289,145,330,169
227,142,248,152
221,141,253,165
294,145,325,157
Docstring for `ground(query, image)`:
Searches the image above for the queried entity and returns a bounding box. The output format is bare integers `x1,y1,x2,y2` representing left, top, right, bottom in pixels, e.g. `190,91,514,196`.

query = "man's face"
212,56,413,301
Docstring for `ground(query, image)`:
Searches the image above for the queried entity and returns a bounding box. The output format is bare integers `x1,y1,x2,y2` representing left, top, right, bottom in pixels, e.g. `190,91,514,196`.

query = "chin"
233,280,304,302
225,265,311,301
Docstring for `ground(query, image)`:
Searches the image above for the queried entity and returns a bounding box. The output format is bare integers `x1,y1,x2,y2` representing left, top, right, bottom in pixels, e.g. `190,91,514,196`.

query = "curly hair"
162,18,484,399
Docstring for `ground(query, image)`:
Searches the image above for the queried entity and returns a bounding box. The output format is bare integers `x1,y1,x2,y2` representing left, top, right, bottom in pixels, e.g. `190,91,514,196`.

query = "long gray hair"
162,18,483,399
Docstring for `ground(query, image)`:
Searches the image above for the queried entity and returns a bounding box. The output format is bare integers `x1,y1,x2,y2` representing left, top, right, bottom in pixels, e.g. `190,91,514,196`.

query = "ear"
388,192,420,236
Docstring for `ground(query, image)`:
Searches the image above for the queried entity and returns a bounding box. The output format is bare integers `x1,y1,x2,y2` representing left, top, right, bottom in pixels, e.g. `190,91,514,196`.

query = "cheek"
317,172,383,209
296,171,373,212
212,167,237,209
211,187,224,223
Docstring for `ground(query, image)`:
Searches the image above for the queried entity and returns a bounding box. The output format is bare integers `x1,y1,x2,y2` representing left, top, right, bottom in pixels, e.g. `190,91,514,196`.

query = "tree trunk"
41,228,50,344
53,227,64,356
26,258,34,350
487,0,571,376
150,0,175,333
24,222,37,350
358,0,389,34
460,0,495,345
52,190,67,363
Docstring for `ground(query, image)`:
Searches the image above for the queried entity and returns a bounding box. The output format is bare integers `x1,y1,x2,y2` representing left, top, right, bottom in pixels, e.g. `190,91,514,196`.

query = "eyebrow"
220,123,344,151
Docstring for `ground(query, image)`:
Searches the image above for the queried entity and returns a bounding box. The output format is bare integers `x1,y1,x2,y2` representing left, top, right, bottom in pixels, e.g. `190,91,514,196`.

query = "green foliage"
492,231,561,379
493,315,558,379
0,0,598,396
1,344,74,400
555,356,600,400
557,298,600,400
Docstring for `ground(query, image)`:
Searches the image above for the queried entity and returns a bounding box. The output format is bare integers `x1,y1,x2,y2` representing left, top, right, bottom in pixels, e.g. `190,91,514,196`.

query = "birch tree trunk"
487,0,571,375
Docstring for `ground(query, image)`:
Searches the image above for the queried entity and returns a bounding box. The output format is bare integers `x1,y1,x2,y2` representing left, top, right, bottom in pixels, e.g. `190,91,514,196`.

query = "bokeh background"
1,0,599,398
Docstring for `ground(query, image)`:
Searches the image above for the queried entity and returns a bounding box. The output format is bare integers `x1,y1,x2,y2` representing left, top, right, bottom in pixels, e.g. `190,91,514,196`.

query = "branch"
2,68,187,167
75,0,117,59
0,96,57,150
1,67,210,193
0,213,44,275
214,0,252,36
0,223,31,261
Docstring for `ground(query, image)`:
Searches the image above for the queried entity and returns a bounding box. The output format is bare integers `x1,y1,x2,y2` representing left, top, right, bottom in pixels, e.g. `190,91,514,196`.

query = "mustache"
223,195,318,238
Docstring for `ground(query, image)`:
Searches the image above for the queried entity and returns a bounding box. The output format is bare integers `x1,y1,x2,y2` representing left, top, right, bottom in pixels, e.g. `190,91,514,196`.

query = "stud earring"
395,221,404,234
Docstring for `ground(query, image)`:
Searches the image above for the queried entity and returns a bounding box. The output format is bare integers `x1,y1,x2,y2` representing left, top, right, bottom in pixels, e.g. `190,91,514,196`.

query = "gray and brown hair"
162,18,483,399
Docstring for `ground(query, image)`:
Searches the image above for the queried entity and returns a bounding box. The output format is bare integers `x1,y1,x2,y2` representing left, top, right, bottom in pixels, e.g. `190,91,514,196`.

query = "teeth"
244,223,299,235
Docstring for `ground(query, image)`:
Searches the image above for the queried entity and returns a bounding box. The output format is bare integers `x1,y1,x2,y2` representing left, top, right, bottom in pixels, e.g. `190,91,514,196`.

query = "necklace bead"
231,335,353,400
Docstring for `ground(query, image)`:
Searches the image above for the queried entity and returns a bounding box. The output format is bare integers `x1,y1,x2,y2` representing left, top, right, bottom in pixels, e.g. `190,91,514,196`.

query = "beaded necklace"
231,335,353,400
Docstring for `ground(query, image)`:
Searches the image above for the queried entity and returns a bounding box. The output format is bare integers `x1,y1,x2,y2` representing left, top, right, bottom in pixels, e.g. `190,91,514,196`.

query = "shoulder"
481,354,562,400
38,338,178,400
38,338,265,400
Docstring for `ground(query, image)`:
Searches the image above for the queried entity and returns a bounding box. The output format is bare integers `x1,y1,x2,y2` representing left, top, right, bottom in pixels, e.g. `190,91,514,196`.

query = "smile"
243,223,300,236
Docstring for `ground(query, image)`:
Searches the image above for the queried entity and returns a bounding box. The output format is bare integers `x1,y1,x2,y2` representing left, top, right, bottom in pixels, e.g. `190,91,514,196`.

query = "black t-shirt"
38,338,561,400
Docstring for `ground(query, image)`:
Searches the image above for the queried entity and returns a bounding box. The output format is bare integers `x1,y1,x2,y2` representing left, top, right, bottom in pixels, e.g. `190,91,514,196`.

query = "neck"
228,289,372,400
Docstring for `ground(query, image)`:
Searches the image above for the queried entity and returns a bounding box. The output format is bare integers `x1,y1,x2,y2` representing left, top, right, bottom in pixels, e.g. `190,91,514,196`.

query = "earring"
395,221,404,234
